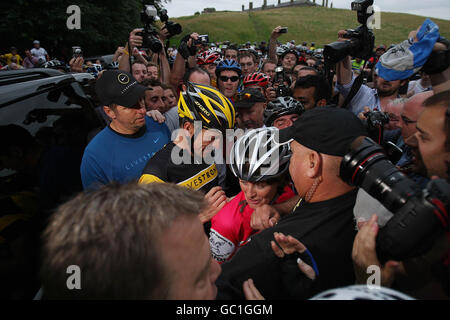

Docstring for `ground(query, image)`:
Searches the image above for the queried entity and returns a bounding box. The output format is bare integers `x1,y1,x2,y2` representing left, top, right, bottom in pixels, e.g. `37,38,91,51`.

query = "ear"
306,151,322,178
316,99,327,107
183,121,194,136
103,105,116,119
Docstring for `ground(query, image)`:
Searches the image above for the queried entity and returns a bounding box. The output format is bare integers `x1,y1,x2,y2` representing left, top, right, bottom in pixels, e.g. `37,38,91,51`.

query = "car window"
0,82,103,209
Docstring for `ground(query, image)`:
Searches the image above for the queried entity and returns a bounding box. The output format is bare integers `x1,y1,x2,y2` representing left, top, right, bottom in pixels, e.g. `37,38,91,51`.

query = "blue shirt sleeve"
335,74,379,115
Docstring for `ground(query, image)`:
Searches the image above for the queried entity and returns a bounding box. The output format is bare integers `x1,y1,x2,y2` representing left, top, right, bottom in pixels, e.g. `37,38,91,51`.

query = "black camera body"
158,8,182,38
362,110,403,163
340,137,450,262
140,4,163,52
323,0,375,65
274,66,292,97
72,46,83,58
165,21,182,38
363,110,389,144
195,34,209,45
139,2,182,53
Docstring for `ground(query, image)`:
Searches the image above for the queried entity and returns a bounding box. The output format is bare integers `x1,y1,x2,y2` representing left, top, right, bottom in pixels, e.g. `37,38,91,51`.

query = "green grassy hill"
170,6,450,48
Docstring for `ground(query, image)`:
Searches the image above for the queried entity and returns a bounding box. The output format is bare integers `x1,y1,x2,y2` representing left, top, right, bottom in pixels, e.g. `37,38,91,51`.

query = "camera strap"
341,72,365,110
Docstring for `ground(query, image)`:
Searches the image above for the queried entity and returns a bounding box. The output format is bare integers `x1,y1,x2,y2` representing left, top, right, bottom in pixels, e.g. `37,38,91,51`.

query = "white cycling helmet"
229,127,291,182
310,285,415,300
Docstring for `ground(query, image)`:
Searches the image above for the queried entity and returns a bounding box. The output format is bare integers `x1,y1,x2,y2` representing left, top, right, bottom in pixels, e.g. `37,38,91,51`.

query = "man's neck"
379,93,399,110
309,179,355,203
109,121,140,136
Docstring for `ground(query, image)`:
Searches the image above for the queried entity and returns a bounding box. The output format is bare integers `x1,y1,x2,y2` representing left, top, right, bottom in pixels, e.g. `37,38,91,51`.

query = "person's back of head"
294,66,318,79
141,78,163,89
184,67,211,86
41,182,208,299
278,107,367,202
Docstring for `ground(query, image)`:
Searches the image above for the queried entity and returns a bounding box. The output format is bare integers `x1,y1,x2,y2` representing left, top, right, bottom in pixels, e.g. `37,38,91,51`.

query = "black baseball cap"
234,88,266,109
278,107,367,157
95,70,149,108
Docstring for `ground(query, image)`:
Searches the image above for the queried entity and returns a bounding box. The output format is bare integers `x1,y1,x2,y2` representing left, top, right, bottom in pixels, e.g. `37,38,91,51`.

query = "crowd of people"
1,17,450,301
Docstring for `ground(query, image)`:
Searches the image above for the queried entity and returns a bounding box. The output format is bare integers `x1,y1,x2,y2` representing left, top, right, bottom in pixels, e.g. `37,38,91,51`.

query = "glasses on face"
219,76,239,82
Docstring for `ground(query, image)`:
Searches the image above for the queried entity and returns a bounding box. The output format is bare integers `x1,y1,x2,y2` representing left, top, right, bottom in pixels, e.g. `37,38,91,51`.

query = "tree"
0,0,171,60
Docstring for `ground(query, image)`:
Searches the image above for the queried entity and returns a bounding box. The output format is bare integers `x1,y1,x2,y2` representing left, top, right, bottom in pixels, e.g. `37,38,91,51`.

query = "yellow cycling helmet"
178,82,236,132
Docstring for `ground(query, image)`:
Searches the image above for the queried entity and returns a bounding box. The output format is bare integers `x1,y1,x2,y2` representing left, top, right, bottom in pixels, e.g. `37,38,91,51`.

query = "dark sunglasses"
219,76,239,82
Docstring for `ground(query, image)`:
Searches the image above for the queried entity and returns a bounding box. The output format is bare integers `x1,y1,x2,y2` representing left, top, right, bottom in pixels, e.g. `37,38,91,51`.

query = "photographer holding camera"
335,32,407,116
118,3,182,85
351,91,450,298
168,32,214,90
118,26,169,84
268,26,288,64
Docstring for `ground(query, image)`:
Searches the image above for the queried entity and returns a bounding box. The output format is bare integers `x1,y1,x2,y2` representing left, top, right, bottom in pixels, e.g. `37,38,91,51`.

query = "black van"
0,69,105,299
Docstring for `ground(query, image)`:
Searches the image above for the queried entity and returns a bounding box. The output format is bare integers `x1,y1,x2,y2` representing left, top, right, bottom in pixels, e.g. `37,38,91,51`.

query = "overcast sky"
163,0,450,20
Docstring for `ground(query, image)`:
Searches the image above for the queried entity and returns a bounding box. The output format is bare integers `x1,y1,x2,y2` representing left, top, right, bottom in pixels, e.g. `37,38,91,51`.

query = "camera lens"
142,33,162,52
275,66,284,73
324,40,357,65
166,22,182,37
340,136,421,213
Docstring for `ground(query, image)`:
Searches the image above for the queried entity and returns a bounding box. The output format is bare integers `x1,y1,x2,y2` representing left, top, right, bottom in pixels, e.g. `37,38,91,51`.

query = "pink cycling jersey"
210,186,295,263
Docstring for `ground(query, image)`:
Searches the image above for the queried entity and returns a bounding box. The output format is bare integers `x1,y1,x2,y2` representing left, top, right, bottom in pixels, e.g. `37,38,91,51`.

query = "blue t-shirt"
81,116,170,190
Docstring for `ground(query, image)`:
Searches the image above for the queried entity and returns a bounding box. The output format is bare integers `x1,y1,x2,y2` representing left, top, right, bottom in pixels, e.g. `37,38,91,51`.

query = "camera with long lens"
158,9,182,38
139,4,162,52
340,136,450,262
274,66,292,97
323,0,375,65
139,2,182,53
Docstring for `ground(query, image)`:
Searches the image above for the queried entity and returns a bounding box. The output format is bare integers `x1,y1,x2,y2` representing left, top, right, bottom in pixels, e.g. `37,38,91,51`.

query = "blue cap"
375,19,440,81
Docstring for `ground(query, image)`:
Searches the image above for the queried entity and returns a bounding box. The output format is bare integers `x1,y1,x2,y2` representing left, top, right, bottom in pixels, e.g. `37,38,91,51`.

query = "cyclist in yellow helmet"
139,82,236,231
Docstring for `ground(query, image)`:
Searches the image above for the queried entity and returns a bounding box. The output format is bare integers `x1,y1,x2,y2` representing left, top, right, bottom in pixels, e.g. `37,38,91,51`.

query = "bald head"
384,98,405,131
400,91,434,140
189,70,210,86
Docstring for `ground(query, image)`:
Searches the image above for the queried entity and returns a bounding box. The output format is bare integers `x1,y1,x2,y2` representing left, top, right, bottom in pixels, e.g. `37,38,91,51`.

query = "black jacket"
217,189,358,300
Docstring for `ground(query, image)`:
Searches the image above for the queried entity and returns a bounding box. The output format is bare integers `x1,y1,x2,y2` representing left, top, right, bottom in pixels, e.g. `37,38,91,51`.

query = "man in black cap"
235,88,267,129
217,107,367,299
80,70,171,190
